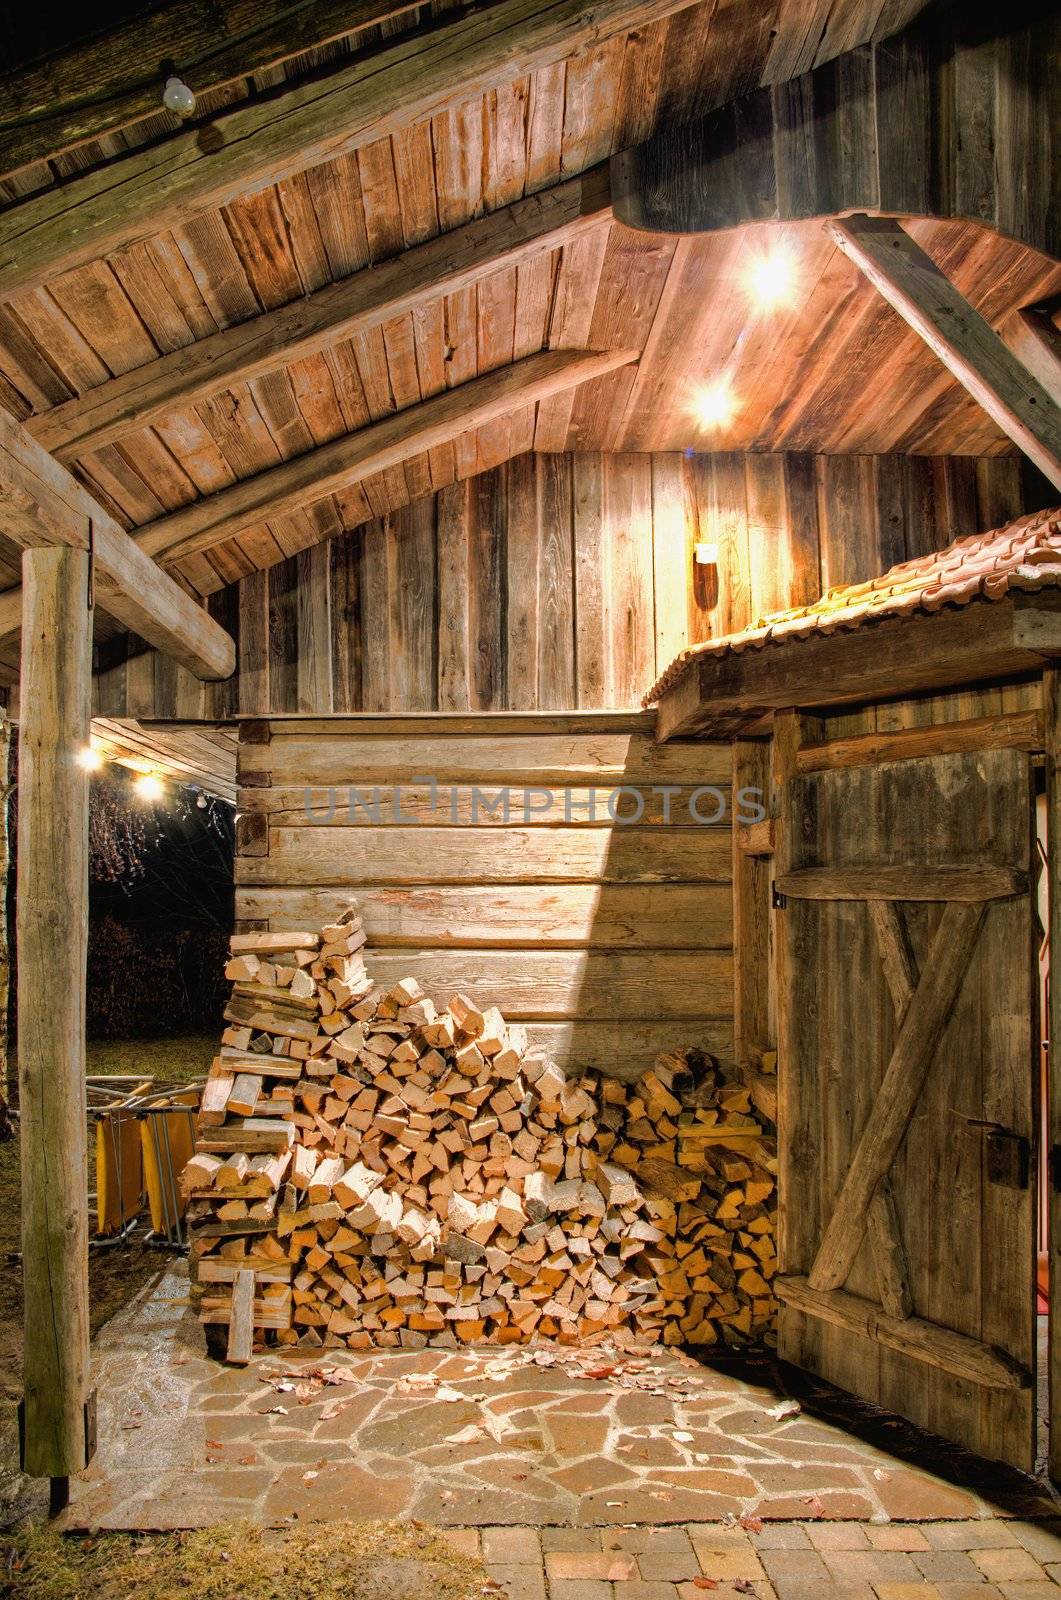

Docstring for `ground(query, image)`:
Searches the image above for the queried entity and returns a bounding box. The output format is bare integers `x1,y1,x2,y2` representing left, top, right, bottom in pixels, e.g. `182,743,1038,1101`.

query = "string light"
134,773,165,802
77,744,104,771
693,378,737,430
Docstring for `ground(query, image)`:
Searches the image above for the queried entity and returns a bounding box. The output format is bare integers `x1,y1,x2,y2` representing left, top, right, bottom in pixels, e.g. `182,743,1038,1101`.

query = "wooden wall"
89,448,1038,721
235,713,735,1078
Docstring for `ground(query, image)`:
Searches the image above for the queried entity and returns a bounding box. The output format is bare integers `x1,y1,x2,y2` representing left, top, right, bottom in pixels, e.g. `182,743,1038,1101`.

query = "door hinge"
987,1130,1031,1190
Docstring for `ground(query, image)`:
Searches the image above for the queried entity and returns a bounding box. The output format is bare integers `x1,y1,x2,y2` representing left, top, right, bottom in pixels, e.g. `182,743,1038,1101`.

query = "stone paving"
64,1264,1057,1537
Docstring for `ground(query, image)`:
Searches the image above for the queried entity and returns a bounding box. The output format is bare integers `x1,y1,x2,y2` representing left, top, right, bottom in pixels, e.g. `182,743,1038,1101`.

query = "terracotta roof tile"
643,506,1061,705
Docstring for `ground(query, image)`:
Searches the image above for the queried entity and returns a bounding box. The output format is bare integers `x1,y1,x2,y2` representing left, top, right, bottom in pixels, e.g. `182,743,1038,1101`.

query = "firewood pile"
183,905,776,1361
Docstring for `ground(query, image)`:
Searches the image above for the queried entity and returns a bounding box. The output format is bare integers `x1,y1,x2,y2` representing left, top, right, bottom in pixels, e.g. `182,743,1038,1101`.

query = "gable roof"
643,506,1061,706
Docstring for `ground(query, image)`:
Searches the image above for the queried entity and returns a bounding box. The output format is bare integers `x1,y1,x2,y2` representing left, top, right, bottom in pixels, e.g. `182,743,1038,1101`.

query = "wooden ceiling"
0,0,1056,652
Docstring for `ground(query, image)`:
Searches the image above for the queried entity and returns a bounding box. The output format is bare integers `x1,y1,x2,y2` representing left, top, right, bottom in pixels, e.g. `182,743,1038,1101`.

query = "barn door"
774,739,1037,1473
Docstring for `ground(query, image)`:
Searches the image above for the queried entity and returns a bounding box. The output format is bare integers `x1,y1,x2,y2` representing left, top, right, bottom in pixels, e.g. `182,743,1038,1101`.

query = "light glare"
747,245,796,308
135,772,165,802
693,378,736,430
76,744,103,771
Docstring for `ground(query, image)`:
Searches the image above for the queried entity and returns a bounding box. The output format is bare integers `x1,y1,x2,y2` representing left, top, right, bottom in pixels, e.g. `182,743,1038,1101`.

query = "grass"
0,1520,489,1599
0,1037,217,1527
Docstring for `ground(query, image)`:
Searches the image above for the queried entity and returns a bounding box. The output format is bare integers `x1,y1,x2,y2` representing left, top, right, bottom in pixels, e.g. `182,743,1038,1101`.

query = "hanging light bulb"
134,772,165,802
76,744,103,771
162,76,197,118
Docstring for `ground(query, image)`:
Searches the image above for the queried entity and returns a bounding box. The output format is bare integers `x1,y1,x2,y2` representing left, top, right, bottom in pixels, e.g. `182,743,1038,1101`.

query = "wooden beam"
126,348,637,571
775,864,1027,903
611,11,1058,260
794,710,1046,772
0,409,235,680
866,1180,913,1321
1003,306,1061,410
0,0,694,297
775,1276,1029,1391
829,216,1061,490
653,595,1061,741
30,168,613,463
807,900,986,1292
0,0,418,180
18,545,92,1479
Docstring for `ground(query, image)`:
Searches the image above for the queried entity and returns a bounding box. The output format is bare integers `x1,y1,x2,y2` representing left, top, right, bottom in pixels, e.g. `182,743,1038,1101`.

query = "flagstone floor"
62,1262,1057,1543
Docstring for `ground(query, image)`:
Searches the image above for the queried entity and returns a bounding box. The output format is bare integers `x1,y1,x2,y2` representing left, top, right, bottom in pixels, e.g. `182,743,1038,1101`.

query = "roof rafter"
0,408,235,679
0,346,638,638
0,0,695,299
30,166,612,462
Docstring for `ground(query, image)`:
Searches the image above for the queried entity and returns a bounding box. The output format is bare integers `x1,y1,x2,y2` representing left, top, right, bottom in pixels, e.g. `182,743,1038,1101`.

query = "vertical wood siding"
92,449,1035,719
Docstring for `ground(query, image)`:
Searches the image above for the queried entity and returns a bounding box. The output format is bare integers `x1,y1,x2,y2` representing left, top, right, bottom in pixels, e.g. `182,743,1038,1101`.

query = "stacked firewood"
184,905,776,1357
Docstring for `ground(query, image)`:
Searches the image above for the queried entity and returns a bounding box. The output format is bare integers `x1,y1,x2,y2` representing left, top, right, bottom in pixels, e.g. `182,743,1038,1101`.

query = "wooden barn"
2,0,1061,1566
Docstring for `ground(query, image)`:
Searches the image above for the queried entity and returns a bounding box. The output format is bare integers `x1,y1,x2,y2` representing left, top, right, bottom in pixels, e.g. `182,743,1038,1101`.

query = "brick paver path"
447,1518,1061,1597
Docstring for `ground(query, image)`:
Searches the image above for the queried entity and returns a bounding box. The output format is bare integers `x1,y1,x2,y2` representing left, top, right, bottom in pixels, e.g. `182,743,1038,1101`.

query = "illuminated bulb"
162,76,197,117
693,378,736,430
77,744,103,771
747,245,796,308
135,772,165,802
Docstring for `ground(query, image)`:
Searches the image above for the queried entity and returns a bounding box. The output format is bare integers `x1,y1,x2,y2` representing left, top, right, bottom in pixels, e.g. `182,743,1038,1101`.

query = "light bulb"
77,744,103,771
693,378,736,430
162,77,196,118
135,772,165,802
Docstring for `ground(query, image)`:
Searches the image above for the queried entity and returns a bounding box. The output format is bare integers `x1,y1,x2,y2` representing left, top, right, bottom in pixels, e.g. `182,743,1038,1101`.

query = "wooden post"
18,546,92,1482
0,710,11,1117
1044,666,1061,1481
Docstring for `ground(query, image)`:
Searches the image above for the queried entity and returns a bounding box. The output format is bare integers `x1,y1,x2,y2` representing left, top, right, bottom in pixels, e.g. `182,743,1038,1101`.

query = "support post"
18,545,92,1480
1044,665,1061,1481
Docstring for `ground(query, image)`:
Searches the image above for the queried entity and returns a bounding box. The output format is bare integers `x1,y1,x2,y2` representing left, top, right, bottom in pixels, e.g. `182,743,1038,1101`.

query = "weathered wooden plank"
732,738,772,1062
654,594,1061,740
236,824,732,885
0,0,696,296
30,171,613,462
250,729,730,785
866,1178,913,1321
18,546,92,1477
807,899,986,1293
524,1019,734,1077
236,881,733,949
776,864,1026,903
357,947,732,1019
0,0,420,177
131,350,637,569
795,709,1045,771
239,782,731,826
775,1277,1029,1392
0,409,235,680
226,1269,257,1364
830,216,1061,491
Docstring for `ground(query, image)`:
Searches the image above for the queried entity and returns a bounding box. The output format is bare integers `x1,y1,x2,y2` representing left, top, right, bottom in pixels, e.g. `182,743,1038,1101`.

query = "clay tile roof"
643,506,1061,706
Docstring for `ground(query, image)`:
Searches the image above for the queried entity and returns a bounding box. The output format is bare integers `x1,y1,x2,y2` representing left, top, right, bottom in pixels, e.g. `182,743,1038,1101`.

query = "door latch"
987,1130,1031,1190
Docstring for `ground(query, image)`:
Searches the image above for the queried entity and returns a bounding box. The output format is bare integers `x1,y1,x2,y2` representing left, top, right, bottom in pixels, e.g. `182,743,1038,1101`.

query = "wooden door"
774,742,1037,1473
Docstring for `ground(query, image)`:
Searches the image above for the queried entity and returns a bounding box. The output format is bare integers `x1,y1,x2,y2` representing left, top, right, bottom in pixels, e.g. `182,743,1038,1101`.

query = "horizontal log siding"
235,713,734,1076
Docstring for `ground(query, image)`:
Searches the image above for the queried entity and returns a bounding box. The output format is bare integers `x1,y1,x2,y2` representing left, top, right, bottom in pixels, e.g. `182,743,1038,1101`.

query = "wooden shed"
0,0,1059,1507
